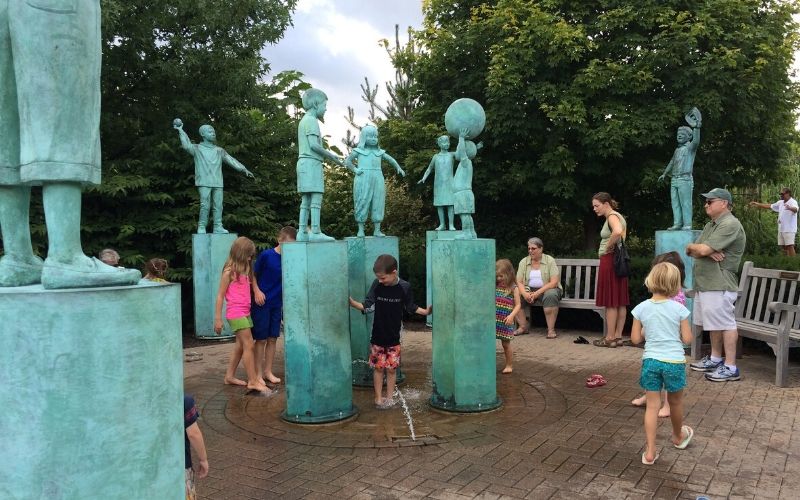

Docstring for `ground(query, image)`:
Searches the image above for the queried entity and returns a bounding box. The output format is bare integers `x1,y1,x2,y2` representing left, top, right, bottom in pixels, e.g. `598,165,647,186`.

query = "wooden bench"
523,258,606,334
689,261,800,387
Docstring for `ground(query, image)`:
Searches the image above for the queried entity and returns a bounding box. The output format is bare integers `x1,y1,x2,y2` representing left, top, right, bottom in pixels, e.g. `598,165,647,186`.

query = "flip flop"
546,330,557,339
573,336,590,344
586,373,604,382
593,338,618,348
585,376,607,388
641,452,659,465
673,425,694,449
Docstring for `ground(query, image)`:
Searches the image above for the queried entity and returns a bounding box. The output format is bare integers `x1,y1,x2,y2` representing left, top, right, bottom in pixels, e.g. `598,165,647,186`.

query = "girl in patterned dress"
496,259,522,374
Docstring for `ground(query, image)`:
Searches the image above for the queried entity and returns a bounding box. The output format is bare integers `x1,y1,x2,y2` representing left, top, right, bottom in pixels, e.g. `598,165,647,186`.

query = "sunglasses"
704,198,723,206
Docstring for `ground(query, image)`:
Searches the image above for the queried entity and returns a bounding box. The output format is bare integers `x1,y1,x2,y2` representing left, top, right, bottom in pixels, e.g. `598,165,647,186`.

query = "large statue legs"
669,178,693,230
197,186,227,234
0,186,42,286
297,192,334,242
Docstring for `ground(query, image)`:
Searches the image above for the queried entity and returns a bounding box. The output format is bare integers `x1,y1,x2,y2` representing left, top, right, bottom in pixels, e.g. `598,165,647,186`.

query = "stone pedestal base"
346,236,404,386
281,241,357,423
0,282,184,499
192,233,238,339
429,238,501,412
425,230,463,327
655,230,702,318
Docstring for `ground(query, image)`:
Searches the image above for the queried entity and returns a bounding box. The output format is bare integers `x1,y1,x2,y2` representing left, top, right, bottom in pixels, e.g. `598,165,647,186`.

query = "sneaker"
689,355,723,372
705,365,741,382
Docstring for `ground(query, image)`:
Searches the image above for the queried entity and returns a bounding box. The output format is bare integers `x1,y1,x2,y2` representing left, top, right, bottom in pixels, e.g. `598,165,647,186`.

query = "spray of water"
394,387,416,441
352,359,370,365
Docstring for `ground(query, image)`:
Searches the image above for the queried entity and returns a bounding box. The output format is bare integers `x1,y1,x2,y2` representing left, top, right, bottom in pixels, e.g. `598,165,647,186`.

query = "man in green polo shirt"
686,188,746,382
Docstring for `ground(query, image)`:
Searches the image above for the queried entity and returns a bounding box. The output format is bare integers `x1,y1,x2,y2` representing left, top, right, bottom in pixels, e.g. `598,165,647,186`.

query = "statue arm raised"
175,126,195,156
223,152,254,178
686,108,702,152
383,152,405,177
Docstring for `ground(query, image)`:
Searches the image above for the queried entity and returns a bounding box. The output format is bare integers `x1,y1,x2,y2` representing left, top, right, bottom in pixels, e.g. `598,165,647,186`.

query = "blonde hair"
495,259,515,288
224,237,256,280
644,262,681,297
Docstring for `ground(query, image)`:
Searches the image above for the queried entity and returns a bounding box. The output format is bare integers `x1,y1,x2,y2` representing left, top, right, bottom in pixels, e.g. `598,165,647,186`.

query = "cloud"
263,0,424,148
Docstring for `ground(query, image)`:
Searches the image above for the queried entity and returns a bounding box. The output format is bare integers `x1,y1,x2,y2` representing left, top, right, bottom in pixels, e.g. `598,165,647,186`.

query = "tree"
404,0,800,250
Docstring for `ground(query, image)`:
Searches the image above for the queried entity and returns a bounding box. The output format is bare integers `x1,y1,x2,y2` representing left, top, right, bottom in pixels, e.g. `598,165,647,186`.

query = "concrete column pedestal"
429,238,501,412
0,282,184,499
425,230,463,327
192,233,238,339
281,241,357,423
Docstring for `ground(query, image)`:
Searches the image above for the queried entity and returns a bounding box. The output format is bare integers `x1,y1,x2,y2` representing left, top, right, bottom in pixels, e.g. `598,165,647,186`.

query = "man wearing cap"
686,188,746,382
748,188,797,256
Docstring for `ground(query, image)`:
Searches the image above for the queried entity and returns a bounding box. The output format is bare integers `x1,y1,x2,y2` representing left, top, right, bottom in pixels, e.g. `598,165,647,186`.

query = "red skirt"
596,253,629,307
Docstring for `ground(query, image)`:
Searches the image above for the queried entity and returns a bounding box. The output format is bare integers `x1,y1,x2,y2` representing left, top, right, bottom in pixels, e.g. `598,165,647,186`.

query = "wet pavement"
184,325,800,499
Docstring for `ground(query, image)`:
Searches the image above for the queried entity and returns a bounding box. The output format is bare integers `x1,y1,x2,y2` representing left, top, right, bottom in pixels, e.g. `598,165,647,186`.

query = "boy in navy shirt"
253,226,297,384
349,254,431,408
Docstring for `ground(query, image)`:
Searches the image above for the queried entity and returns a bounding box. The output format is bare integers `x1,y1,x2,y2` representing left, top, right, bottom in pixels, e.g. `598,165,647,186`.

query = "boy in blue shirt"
253,226,297,384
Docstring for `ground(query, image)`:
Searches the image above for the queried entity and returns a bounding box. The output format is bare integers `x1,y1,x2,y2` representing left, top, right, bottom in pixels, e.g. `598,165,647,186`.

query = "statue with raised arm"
659,107,702,230
418,135,456,231
296,88,348,242
0,0,140,289
453,129,479,239
173,119,254,234
345,124,405,237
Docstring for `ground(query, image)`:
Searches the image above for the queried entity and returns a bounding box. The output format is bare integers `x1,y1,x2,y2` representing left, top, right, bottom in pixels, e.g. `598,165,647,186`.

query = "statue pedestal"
430,238,501,412
0,283,184,499
192,233,238,339
281,241,357,423
425,230,463,327
655,230,702,317
345,237,405,386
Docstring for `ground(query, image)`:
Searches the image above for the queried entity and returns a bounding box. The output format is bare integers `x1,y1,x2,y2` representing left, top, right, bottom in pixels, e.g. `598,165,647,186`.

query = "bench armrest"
769,301,800,316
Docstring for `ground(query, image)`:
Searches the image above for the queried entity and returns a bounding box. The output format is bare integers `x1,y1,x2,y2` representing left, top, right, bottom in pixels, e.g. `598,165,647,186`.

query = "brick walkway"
184,326,800,499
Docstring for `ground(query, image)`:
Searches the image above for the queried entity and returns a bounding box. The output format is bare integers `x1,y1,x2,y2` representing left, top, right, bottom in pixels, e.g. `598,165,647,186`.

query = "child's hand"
213,318,223,334
254,290,266,306
425,305,433,315
503,316,514,326
348,296,360,308
195,459,209,479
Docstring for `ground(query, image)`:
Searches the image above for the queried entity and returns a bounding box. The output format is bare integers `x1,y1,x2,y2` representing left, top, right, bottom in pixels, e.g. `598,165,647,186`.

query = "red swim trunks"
369,344,401,370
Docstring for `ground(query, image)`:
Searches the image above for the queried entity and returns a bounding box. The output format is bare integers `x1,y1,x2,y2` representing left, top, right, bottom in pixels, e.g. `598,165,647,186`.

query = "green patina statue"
173,119,254,234
296,88,347,242
418,136,456,231
345,124,405,237
659,107,702,230
444,98,485,240
453,130,479,240
0,0,140,289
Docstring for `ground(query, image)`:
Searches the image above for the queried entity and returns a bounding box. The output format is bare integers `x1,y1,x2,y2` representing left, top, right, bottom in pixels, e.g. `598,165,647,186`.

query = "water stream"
394,387,416,441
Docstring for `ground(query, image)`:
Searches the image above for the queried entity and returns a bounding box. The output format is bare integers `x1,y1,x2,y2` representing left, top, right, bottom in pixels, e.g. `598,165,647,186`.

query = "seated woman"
515,237,563,338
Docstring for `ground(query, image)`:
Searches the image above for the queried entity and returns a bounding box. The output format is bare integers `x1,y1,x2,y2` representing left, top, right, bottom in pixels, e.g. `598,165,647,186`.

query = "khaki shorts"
778,232,796,246
692,291,737,331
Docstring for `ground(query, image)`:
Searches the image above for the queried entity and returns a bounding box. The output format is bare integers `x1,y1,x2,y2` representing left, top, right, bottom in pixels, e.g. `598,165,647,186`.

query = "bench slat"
575,265,583,300
583,265,592,299
745,275,759,321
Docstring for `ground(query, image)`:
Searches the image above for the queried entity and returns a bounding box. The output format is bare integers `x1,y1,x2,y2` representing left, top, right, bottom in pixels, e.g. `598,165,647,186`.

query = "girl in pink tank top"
214,237,272,395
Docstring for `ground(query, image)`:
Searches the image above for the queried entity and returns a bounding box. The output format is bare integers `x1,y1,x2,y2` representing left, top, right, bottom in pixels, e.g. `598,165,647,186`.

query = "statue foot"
297,228,309,242
434,224,445,231
41,256,142,289
681,226,692,230
0,254,44,287
212,226,229,234
448,225,457,231
357,228,366,237
197,227,207,234
373,231,386,238
667,225,681,231
308,231,335,242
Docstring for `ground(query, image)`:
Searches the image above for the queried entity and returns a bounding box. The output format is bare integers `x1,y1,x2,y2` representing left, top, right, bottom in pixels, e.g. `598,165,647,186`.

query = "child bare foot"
658,404,671,418
502,366,513,374
264,373,281,384
224,376,247,386
247,382,269,393
631,394,646,407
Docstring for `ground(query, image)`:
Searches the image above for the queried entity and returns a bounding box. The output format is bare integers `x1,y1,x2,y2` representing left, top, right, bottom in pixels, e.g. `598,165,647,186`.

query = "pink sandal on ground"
585,374,607,388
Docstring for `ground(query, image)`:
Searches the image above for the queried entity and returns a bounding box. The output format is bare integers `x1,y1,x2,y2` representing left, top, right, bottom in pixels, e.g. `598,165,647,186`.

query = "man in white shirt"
749,188,798,256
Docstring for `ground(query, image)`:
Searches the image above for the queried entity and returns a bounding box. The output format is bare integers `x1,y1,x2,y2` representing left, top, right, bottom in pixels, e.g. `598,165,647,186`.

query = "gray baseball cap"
700,188,732,204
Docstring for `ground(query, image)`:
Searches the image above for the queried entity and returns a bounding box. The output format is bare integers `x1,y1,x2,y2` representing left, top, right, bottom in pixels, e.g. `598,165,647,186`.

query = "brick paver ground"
184,326,800,499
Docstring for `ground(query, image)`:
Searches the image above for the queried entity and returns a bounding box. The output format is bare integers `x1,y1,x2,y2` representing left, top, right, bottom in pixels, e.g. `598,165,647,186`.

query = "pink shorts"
369,344,401,370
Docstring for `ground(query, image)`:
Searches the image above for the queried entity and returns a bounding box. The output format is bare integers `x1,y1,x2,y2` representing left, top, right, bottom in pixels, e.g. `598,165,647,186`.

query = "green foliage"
398,0,800,249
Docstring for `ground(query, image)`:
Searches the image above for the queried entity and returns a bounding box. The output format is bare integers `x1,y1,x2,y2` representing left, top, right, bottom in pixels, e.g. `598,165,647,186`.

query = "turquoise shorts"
228,315,253,332
639,358,686,392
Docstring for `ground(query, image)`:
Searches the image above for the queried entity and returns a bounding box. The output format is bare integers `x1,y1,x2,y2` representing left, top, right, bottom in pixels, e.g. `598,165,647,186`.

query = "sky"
263,0,425,149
